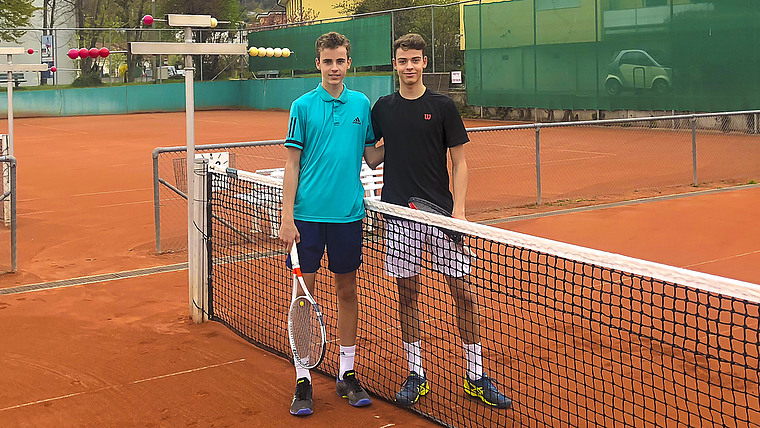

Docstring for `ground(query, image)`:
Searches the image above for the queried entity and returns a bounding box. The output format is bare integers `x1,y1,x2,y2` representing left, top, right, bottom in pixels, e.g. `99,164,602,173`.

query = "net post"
691,115,697,186
535,125,542,205
189,157,208,323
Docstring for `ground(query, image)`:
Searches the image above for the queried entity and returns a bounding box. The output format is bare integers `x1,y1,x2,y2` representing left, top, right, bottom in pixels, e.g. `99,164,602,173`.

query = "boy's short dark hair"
315,31,351,59
393,33,426,58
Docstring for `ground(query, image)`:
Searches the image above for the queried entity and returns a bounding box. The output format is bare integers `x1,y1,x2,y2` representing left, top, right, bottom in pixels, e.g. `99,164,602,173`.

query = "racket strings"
290,296,323,366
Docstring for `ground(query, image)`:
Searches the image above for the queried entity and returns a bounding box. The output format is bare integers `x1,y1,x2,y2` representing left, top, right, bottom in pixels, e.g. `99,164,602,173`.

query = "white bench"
238,162,384,238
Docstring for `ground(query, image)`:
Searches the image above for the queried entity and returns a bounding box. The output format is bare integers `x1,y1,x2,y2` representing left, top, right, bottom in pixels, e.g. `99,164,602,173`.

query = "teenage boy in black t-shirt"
367,34,512,409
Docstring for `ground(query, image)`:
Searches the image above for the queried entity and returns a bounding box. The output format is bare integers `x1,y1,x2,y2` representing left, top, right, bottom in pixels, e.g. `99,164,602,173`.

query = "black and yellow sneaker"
395,371,430,407
290,377,313,416
464,373,512,409
336,370,372,407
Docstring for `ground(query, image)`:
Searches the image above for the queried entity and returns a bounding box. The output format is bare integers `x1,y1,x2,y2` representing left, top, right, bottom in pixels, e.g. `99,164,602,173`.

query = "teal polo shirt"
285,83,375,223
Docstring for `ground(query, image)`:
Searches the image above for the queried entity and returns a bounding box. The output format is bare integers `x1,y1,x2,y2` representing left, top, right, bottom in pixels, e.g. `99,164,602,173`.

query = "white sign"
41,35,54,59
451,71,462,84
196,152,230,190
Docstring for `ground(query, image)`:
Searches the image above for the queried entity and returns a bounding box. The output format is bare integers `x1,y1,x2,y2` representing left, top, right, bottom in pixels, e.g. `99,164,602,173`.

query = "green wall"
464,0,760,112
0,76,394,118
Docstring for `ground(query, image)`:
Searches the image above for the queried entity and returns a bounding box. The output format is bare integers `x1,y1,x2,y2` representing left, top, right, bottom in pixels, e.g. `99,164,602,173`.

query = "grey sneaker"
395,371,430,406
290,377,313,416
336,370,372,407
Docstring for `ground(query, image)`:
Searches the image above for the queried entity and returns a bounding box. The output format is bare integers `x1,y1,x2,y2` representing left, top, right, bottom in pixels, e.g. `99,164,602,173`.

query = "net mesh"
206,166,760,428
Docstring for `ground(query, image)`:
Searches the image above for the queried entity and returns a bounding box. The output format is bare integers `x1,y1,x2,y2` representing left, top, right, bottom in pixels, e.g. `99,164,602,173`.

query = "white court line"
21,123,90,135
18,188,151,203
470,153,613,171
0,358,246,413
683,249,760,269
17,200,152,216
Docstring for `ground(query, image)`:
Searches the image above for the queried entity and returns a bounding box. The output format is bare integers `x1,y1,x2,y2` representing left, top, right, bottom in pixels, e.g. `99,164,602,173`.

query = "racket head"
288,291,327,370
407,197,463,242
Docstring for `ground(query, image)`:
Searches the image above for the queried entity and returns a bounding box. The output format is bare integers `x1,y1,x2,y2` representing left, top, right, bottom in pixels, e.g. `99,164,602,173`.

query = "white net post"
189,157,208,323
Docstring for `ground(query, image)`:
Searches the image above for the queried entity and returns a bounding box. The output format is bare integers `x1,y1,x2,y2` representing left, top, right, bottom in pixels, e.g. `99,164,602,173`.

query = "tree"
334,0,463,72
0,0,38,42
157,0,246,80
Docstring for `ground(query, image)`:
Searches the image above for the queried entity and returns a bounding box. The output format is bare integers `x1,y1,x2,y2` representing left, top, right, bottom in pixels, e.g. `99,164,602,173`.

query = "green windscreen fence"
464,0,760,112
248,14,392,71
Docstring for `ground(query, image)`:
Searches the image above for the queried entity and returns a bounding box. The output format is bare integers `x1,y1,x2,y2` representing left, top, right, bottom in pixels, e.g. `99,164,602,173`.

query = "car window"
620,52,635,65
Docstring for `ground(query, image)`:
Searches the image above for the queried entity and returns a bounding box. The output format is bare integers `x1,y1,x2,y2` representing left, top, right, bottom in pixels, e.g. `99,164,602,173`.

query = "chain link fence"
153,110,760,254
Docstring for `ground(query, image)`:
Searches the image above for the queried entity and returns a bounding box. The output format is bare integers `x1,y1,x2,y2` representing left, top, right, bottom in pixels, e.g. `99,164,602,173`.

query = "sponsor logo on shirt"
424,114,432,120
352,117,361,125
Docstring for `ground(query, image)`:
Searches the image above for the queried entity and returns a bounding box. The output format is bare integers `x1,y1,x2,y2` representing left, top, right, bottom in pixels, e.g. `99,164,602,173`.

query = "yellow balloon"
282,48,291,58
266,47,274,57
248,47,258,57
257,47,266,57
210,17,218,28
274,48,282,57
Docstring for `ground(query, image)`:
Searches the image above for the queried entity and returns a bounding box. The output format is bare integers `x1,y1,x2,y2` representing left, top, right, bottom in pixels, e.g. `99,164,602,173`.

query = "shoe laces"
341,371,364,394
401,372,425,390
295,380,311,400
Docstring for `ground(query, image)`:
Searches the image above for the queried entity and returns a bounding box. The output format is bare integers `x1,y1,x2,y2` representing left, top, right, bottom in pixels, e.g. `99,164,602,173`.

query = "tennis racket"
408,197,474,258
287,245,327,370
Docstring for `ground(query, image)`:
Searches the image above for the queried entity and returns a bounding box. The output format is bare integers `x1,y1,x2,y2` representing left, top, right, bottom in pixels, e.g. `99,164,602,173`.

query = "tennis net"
204,164,760,428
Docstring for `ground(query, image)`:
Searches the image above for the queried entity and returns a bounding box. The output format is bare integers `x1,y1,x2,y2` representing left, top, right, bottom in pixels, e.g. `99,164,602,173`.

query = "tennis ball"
248,47,258,57
257,47,266,57
210,17,218,28
274,48,282,57
299,301,304,307
265,47,274,57
282,48,291,58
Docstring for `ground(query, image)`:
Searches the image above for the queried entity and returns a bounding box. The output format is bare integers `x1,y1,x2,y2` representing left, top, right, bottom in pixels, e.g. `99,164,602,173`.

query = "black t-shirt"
371,89,469,214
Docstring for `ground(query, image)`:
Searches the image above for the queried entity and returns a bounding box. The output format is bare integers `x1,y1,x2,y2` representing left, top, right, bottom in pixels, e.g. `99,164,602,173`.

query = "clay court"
1,110,759,427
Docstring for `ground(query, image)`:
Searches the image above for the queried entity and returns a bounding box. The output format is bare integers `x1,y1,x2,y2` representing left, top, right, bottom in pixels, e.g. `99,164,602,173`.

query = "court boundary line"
477,183,760,225
0,263,189,296
0,358,246,413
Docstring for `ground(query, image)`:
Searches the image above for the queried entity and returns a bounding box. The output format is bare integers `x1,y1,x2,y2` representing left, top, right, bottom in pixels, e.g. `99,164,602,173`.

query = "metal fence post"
152,149,162,253
692,115,697,186
536,125,542,205
10,158,16,272
431,5,435,73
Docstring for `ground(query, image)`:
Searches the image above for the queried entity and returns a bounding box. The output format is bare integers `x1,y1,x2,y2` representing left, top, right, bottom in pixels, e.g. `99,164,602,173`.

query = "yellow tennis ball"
299,301,304,307
210,17,218,28
266,47,274,57
257,47,266,57
274,48,282,57
282,48,291,58
248,47,258,57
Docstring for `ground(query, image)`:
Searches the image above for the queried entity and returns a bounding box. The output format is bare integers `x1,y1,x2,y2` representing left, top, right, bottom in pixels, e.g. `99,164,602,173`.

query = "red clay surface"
0,111,758,427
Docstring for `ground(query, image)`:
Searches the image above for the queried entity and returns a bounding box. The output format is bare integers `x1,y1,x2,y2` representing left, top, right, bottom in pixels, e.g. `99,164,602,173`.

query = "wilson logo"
424,114,432,120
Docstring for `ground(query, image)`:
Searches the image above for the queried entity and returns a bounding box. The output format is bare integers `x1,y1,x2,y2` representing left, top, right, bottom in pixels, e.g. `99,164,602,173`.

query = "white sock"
404,340,425,378
295,359,311,382
339,345,356,380
464,342,483,380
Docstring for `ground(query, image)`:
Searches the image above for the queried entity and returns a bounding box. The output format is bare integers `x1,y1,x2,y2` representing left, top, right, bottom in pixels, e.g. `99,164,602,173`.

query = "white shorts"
384,217,471,278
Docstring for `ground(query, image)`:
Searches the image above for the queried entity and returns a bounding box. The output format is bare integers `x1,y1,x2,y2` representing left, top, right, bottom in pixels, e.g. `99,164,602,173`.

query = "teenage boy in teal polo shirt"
279,31,383,417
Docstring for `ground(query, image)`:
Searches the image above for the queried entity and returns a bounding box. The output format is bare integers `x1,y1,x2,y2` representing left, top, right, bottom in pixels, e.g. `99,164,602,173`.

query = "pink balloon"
89,48,100,58
50,66,57,73
68,49,79,59
99,47,110,58
27,48,34,55
143,15,154,26
78,48,89,59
